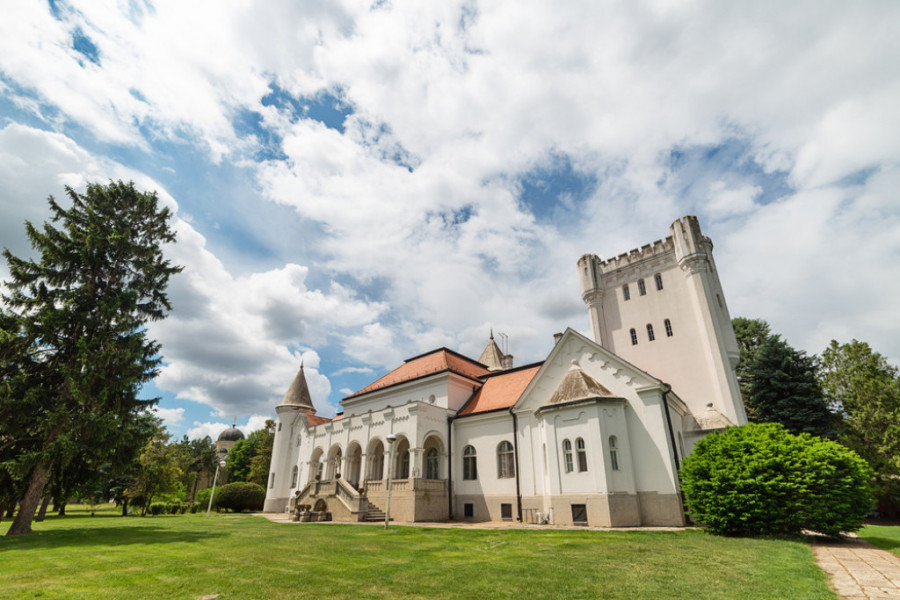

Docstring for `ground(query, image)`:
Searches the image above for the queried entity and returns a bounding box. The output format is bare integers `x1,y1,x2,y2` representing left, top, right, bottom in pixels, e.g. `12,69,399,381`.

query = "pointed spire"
279,361,315,410
479,332,506,371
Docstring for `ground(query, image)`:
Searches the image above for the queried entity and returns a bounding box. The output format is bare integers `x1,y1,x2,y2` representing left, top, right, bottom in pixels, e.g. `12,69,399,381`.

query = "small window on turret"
630,328,638,345
623,284,630,301
655,273,663,290
638,279,646,295
647,324,655,341
665,319,673,337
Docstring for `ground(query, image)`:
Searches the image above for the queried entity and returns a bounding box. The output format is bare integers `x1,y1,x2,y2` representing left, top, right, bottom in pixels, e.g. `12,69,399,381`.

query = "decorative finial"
232,416,236,428
490,328,494,340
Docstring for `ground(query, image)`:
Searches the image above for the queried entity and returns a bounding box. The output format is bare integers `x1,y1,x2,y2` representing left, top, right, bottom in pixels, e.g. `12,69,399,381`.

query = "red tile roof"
457,364,541,416
344,348,491,400
306,415,332,426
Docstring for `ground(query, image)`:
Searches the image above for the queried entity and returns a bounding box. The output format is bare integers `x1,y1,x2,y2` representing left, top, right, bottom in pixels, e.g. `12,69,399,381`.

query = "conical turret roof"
547,361,617,406
279,362,315,409
478,331,506,371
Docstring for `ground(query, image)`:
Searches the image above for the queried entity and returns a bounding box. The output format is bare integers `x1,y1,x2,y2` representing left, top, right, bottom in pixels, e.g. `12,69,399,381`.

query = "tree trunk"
121,498,128,517
4,504,13,518
35,495,52,522
6,465,50,536
58,503,66,517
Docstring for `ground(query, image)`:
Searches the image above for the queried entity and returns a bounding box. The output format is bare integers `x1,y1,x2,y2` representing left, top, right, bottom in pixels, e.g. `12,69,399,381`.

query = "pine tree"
745,335,834,437
732,317,772,411
0,181,181,536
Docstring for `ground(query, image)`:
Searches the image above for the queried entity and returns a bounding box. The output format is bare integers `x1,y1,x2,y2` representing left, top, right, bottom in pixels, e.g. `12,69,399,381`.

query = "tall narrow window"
425,448,439,480
497,441,515,479
655,273,663,290
638,279,646,295
630,328,638,345
664,318,673,337
399,451,410,479
290,465,298,488
609,436,619,471
269,473,275,489
623,284,631,301
562,439,573,473
647,323,655,341
463,445,478,480
576,438,588,472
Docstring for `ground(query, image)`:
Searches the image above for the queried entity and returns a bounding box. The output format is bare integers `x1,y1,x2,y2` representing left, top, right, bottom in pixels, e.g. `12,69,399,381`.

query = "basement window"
501,503,513,520
464,503,474,518
571,504,588,526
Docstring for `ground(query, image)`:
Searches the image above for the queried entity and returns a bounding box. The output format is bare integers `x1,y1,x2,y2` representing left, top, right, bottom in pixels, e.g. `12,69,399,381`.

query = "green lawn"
858,525,900,555
0,505,835,600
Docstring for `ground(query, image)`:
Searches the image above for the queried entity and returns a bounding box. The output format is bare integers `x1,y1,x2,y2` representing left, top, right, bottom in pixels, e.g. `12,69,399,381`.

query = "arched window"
398,450,410,479
647,323,655,341
576,438,588,472
623,284,631,301
463,445,477,480
562,439,573,473
290,465,298,488
638,279,647,296
425,448,439,480
630,328,638,345
655,273,663,290
664,318,673,337
497,441,515,479
609,436,620,471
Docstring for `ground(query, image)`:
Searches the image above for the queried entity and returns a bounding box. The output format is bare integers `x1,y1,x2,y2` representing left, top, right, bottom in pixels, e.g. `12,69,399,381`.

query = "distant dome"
217,426,245,443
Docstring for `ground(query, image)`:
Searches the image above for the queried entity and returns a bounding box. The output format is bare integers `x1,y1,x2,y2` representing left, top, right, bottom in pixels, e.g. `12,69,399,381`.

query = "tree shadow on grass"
858,537,900,554
0,525,227,552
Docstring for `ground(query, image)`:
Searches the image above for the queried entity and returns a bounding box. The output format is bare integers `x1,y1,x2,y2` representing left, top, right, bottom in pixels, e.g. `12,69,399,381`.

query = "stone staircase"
362,501,389,522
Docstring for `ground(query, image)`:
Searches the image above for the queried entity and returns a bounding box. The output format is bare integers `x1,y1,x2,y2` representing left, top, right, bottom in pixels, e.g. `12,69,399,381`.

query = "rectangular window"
638,279,646,296
655,273,663,290
464,503,474,518
269,473,275,489
623,284,630,301
501,503,513,520
571,504,588,525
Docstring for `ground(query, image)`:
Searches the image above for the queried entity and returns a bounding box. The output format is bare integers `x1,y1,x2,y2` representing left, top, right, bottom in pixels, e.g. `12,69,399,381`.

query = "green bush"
680,423,873,537
166,502,179,514
196,488,220,511
215,482,266,513
149,502,166,516
189,502,200,514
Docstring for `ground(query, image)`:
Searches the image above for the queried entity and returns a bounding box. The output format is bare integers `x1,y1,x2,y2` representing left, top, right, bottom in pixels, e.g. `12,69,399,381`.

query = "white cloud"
2,0,900,422
153,407,185,429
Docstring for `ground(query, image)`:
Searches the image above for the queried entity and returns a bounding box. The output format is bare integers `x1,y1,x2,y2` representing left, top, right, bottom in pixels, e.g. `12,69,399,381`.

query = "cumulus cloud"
2,0,900,430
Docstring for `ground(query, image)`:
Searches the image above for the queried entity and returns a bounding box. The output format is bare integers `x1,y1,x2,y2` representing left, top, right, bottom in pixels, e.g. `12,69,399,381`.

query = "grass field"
0,505,836,600
858,525,900,555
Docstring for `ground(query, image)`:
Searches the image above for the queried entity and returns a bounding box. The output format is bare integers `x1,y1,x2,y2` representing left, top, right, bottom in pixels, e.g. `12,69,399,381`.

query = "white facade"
264,216,747,527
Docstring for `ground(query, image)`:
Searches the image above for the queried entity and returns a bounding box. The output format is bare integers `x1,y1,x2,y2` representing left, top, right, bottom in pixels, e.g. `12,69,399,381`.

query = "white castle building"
263,216,747,526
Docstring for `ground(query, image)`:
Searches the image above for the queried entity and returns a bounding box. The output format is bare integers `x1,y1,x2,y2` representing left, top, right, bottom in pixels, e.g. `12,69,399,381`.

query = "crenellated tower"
578,216,746,427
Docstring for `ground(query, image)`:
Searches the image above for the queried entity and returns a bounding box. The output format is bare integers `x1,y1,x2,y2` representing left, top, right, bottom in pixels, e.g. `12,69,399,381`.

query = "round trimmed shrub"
680,422,872,537
149,502,166,516
215,482,266,513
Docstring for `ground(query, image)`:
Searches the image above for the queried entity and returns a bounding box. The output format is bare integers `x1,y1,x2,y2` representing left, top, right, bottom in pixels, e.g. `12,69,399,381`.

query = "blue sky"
1,1,898,440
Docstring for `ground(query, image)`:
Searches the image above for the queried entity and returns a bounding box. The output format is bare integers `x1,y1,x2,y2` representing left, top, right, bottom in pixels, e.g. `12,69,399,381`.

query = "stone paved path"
812,535,900,599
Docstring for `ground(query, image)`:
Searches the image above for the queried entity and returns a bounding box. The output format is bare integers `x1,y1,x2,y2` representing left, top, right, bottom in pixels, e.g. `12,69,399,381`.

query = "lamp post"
384,434,396,530
206,458,227,518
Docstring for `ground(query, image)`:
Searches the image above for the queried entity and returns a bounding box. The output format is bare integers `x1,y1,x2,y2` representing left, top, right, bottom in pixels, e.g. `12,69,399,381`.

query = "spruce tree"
0,181,181,536
745,335,833,437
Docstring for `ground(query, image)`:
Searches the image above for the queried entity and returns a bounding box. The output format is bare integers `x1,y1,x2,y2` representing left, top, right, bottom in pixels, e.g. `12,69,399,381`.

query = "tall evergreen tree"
745,335,834,437
732,317,772,409
0,181,181,536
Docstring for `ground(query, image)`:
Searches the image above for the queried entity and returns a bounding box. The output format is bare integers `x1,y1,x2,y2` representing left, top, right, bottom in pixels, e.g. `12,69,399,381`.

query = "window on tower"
623,284,630,301
638,279,646,295
630,328,638,345
655,273,663,290
647,323,655,341
665,319,673,337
